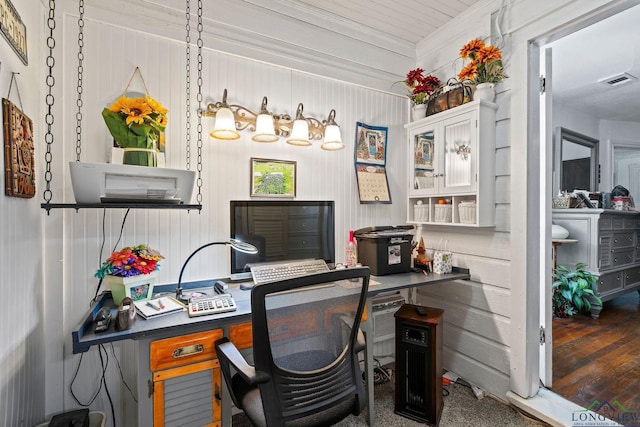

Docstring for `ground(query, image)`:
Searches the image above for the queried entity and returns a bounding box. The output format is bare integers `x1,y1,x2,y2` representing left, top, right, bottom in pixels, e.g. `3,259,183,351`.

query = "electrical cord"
98,345,116,426
93,208,131,301
68,345,120,427
110,343,137,403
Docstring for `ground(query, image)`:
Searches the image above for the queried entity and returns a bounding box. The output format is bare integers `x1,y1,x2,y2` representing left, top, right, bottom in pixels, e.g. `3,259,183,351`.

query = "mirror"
613,145,640,204
554,127,599,194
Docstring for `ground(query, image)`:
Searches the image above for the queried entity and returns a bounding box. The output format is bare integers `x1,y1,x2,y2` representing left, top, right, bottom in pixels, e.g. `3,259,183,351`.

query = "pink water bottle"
346,230,358,268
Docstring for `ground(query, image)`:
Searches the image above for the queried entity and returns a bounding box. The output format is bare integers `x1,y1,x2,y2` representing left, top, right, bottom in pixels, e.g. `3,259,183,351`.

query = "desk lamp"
176,239,258,303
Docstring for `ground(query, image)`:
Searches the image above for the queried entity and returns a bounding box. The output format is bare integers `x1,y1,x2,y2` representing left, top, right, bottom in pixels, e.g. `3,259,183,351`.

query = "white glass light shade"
321,124,345,150
210,107,240,140
252,113,278,142
286,119,311,146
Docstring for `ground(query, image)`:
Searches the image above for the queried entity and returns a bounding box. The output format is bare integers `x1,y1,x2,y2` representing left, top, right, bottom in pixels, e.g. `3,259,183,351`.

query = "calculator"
188,294,237,317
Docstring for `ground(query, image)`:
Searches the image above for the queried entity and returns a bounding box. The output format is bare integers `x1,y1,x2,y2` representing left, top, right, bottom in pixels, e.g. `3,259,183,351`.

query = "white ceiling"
244,0,484,45
145,0,639,123
250,1,640,123
548,3,640,122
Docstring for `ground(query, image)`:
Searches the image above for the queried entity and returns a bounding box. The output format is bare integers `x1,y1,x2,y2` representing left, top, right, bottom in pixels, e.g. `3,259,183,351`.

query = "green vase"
122,133,158,167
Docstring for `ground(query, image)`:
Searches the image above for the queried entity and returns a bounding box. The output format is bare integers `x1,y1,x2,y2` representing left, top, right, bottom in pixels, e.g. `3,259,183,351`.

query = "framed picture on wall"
250,158,297,197
3,98,35,198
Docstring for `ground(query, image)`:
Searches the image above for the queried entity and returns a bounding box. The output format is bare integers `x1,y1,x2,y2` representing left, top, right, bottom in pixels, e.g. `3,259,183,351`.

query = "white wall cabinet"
406,100,497,227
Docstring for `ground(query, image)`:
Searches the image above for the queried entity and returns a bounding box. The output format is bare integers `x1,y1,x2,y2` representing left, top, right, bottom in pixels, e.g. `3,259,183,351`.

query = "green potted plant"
552,263,602,317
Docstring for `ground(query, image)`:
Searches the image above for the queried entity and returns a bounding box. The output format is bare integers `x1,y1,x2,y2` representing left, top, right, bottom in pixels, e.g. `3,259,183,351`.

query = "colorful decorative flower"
95,244,164,279
457,38,507,84
396,68,441,105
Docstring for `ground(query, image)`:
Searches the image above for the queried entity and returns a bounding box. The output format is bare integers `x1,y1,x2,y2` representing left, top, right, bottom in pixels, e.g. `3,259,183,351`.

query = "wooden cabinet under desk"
149,330,223,427
552,209,640,318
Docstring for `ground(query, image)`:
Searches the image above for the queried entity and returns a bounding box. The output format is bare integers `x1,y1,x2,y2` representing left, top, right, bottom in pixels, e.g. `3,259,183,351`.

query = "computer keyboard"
251,259,330,285
188,294,237,317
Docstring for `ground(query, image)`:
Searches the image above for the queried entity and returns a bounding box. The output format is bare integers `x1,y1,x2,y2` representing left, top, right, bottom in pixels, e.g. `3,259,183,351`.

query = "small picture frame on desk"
104,271,157,303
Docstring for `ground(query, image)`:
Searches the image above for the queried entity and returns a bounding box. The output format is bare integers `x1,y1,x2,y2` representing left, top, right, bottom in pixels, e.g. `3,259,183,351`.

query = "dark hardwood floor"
552,291,640,425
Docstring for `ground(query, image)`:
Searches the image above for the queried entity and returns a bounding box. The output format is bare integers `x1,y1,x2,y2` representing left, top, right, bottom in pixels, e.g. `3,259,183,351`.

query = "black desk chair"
215,267,370,427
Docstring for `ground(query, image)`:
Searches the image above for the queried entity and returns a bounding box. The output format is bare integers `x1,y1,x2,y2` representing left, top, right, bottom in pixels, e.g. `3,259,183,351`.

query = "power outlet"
471,384,485,400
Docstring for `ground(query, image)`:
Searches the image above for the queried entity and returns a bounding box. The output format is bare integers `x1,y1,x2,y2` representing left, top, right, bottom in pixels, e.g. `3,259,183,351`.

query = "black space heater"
394,304,444,426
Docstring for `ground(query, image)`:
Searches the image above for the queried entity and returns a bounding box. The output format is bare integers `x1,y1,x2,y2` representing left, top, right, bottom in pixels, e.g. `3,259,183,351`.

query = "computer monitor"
229,200,335,280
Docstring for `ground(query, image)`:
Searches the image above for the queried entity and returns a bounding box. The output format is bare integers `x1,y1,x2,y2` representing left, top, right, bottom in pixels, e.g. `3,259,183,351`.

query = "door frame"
533,0,640,391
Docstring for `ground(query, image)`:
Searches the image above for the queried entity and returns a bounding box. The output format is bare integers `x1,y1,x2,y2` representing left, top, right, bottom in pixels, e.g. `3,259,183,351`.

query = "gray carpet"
232,377,547,426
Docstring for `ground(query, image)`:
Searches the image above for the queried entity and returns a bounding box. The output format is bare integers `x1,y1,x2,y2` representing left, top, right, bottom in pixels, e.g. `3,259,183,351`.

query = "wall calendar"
354,121,391,203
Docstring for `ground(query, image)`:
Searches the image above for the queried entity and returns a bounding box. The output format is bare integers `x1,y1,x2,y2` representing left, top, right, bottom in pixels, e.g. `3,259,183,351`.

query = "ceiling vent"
599,72,637,86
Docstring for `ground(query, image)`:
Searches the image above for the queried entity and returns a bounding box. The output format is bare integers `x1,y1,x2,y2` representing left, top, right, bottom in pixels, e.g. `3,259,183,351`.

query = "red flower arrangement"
95,244,164,278
397,68,441,105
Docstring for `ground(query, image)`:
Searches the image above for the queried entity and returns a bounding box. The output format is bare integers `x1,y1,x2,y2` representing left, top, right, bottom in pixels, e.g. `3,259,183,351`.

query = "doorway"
539,0,640,396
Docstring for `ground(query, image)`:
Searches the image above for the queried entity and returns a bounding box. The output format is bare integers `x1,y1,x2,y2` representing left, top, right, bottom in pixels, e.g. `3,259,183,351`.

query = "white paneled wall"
48,9,407,422
0,0,45,426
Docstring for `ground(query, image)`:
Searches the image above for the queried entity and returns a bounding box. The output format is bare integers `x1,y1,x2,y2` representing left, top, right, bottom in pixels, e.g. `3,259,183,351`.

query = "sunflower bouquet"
457,38,507,84
102,94,168,166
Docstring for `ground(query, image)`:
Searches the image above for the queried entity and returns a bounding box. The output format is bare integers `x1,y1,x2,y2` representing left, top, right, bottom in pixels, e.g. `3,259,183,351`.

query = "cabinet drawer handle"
172,343,205,359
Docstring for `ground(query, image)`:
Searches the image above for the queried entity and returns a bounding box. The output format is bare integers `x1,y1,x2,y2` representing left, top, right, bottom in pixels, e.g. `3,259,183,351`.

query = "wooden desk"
72,268,470,426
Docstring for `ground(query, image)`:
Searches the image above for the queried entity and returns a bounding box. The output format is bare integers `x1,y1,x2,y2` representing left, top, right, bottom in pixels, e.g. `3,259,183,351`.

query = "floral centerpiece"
96,244,164,303
95,244,164,278
102,95,168,167
397,68,441,106
457,38,507,85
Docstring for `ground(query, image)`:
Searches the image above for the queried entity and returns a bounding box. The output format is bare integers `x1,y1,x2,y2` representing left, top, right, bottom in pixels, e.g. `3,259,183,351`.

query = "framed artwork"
250,158,297,197
3,98,35,198
355,122,387,165
414,132,434,170
127,282,154,302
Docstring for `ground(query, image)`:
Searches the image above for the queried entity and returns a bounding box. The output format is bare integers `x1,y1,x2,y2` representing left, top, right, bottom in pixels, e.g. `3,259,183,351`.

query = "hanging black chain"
75,0,85,161
185,0,191,171
43,0,56,204
195,0,203,205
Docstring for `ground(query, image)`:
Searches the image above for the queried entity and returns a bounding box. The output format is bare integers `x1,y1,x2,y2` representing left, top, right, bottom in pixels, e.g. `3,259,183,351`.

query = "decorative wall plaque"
3,98,35,198
0,0,28,65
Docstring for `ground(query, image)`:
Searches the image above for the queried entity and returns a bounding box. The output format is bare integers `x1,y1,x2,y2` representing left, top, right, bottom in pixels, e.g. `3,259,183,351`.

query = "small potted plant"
457,38,507,102
95,244,164,303
396,68,441,120
552,263,602,318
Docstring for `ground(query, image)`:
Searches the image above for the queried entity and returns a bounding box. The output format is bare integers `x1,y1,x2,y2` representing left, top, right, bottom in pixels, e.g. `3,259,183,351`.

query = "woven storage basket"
552,196,571,209
434,204,452,223
458,202,476,224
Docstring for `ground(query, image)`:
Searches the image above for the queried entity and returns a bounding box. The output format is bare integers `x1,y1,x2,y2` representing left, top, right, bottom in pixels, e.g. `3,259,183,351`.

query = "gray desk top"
72,268,469,353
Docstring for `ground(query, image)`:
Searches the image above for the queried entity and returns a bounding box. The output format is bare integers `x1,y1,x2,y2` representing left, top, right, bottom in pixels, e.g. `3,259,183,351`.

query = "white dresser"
552,209,640,318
